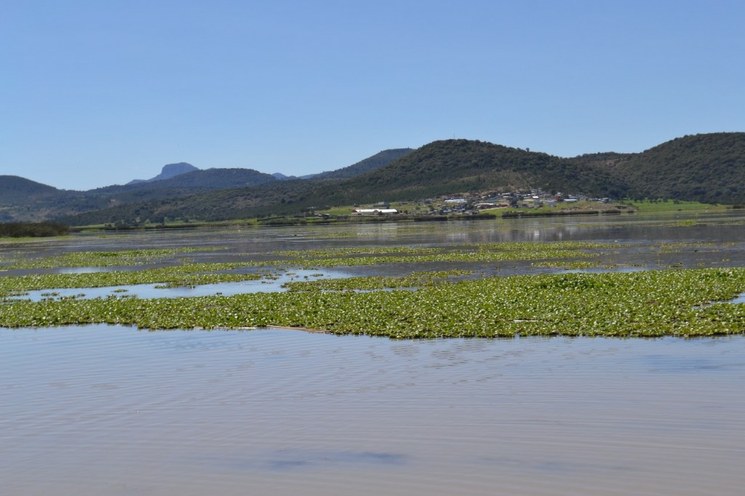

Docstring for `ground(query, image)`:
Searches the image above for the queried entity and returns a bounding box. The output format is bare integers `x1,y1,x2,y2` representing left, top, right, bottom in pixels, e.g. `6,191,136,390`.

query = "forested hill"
345,133,745,204
317,140,629,204
608,133,745,203
0,168,279,222
0,176,60,202
6,132,745,225
0,176,85,223
310,148,414,180
92,168,277,197
58,133,745,226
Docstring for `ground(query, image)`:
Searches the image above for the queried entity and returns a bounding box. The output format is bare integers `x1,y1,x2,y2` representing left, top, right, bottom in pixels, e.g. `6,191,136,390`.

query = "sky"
2,0,745,190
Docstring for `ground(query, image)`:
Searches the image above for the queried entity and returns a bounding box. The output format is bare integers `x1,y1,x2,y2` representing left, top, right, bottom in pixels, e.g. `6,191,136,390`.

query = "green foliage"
283,270,472,292
624,200,728,213
0,222,69,237
0,263,264,298
7,132,745,226
312,148,414,180
0,176,59,203
2,268,745,338
614,133,745,203
272,241,606,268
6,247,210,269
2,228,745,338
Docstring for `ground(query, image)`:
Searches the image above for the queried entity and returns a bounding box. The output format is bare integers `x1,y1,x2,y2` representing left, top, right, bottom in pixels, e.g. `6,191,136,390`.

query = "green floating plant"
2,267,745,339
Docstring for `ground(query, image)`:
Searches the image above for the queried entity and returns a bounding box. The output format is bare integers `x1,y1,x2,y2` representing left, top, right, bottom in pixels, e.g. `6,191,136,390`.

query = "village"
351,190,615,217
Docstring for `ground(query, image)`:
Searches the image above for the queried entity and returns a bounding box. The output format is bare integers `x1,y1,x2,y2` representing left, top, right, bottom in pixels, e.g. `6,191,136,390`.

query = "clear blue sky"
2,0,744,190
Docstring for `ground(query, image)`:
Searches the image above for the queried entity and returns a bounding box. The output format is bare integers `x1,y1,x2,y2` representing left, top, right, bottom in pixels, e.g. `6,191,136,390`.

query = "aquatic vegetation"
283,270,472,292
0,263,264,297
654,241,720,254
3,268,745,338
273,241,610,268
4,240,627,277
7,247,219,270
530,260,603,269
4,224,745,338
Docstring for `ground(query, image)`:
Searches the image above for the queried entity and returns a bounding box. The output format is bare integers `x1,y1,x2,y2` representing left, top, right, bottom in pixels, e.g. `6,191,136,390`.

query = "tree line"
0,222,70,237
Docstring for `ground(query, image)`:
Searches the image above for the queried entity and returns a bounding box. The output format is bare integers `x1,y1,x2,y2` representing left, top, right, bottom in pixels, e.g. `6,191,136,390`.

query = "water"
2,326,744,495
5,211,745,274
12,269,348,301
4,213,745,494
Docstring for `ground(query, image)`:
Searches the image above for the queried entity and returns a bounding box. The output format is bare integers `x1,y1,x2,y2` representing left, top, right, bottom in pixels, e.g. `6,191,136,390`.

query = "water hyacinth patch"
2,268,745,338
282,270,472,292
6,247,218,270
273,241,611,268
3,234,745,338
0,263,265,298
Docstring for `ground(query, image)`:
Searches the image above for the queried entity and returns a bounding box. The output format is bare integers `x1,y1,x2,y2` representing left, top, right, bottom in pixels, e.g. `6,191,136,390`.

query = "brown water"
4,213,745,494
5,211,745,277
2,326,744,495
13,269,350,301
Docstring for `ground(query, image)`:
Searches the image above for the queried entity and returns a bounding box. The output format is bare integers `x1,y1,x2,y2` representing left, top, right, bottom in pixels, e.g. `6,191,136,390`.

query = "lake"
2,211,745,494
1,326,744,495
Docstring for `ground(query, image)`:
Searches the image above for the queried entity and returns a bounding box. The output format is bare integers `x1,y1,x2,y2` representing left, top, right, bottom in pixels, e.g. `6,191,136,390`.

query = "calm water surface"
3,214,745,494
2,326,744,495
14,269,349,301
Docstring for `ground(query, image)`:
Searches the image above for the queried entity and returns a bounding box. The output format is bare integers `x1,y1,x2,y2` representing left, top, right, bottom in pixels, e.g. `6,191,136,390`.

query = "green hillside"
317,140,629,204
312,148,414,180
1,168,277,222
0,176,86,222
93,168,277,200
0,176,60,203
611,133,745,203
10,132,745,225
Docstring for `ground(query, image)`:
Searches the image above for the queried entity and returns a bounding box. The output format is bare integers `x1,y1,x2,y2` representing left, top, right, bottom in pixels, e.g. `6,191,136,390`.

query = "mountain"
0,176,60,202
99,168,276,195
310,148,415,180
335,132,743,206
6,133,745,225
314,140,628,205
0,176,62,222
2,149,414,223
74,168,279,215
127,162,199,184
77,132,741,225
54,149,418,224
271,172,295,180
0,176,89,223
0,166,276,223
608,133,745,203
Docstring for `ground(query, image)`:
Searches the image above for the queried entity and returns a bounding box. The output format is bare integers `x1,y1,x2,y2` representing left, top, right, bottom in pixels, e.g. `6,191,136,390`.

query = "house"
353,208,399,215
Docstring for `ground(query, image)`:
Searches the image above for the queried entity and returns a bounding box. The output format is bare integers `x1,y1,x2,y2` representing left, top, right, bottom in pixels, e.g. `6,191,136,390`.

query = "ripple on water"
12,268,351,301
1,327,744,496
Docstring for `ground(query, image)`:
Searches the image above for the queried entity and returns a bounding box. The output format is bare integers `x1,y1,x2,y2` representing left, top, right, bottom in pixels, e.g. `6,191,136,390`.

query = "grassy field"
623,200,731,213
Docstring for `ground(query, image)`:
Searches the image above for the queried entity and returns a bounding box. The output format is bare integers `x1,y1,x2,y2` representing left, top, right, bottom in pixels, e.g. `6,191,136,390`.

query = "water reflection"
4,212,745,495
200,449,408,473
13,269,350,301
56,267,113,274
1,327,743,496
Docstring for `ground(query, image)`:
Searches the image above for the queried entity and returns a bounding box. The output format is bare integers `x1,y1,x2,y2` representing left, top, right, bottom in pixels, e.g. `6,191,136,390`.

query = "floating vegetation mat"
0,263,264,296
3,268,745,338
3,240,745,338
6,247,218,270
273,241,610,267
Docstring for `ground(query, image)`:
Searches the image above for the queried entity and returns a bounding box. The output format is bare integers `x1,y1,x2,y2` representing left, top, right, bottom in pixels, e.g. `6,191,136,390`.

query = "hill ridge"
4,132,745,224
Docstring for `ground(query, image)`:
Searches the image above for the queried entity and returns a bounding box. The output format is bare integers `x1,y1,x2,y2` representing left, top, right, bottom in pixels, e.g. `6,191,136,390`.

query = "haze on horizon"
2,0,745,191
